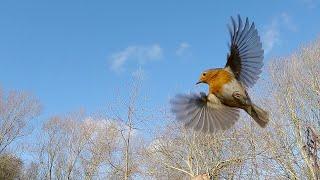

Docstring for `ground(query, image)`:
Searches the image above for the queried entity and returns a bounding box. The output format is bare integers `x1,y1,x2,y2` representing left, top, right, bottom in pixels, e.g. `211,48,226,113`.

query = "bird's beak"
196,81,202,85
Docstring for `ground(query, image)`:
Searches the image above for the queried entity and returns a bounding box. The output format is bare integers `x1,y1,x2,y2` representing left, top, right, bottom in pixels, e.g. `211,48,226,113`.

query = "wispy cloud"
175,42,190,57
262,12,297,54
301,0,318,9
109,44,163,72
262,20,280,54
280,12,297,32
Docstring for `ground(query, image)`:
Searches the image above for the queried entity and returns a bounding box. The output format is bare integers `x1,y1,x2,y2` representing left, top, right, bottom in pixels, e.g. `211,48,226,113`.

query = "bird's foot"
232,91,242,99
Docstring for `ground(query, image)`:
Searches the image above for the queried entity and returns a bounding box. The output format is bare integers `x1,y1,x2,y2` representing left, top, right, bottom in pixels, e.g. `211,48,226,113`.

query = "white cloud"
175,42,190,56
302,0,318,8
262,13,297,54
262,20,280,54
280,12,297,32
109,44,163,72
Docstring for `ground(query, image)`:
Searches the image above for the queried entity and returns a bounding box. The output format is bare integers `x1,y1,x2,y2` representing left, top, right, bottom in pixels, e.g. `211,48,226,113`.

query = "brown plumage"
170,15,269,133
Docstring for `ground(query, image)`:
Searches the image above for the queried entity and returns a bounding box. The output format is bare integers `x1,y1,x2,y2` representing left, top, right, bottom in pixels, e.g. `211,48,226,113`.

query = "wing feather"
207,107,218,133
170,93,240,133
202,108,210,133
226,15,264,88
214,110,225,130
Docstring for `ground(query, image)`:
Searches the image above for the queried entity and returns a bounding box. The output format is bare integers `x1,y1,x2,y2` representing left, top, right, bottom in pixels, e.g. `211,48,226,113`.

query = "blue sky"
0,0,320,128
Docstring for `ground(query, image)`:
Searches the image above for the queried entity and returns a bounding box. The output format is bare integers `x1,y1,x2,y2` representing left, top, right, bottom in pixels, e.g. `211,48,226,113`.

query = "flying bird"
170,15,269,133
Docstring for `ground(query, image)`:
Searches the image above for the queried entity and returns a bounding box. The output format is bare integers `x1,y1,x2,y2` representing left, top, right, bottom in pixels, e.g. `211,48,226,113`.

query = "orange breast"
208,70,233,94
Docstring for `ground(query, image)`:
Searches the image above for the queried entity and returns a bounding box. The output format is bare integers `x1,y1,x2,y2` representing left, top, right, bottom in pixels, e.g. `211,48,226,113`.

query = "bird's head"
196,69,219,85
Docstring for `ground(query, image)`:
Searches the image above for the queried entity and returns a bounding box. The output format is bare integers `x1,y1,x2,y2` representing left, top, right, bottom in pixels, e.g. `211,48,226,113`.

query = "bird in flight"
170,15,269,133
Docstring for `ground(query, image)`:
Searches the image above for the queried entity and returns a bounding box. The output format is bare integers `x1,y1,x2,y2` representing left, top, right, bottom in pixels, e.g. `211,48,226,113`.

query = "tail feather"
246,104,269,127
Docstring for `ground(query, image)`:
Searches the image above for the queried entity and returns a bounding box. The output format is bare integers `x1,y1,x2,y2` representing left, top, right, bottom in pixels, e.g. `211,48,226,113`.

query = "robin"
171,15,269,133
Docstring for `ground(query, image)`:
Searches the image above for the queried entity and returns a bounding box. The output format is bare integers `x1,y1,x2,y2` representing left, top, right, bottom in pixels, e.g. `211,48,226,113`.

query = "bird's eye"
202,73,206,76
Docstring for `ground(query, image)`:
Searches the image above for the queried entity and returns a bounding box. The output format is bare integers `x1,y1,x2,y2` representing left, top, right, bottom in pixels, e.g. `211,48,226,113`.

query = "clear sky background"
0,0,320,133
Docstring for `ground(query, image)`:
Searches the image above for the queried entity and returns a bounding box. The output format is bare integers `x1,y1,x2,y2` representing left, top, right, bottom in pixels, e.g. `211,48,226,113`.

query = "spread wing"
170,92,240,133
226,15,264,88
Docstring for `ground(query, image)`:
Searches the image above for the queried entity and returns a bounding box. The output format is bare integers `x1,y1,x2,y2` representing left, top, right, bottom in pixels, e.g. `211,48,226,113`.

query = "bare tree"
80,118,120,179
265,38,320,179
105,74,152,180
21,162,39,180
33,111,120,179
0,88,41,154
142,117,263,179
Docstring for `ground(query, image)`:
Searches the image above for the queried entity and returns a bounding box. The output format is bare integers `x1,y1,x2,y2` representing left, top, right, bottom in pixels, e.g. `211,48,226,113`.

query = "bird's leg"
232,91,250,106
